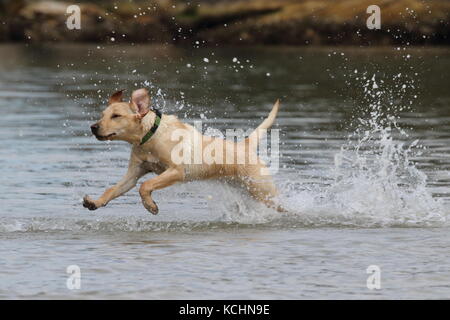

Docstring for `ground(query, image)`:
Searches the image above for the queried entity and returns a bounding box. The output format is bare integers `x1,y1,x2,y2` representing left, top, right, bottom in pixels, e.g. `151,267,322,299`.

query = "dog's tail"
244,99,280,149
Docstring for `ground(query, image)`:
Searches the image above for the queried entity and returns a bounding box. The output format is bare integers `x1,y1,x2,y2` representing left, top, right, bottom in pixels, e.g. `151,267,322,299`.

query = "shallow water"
0,44,449,299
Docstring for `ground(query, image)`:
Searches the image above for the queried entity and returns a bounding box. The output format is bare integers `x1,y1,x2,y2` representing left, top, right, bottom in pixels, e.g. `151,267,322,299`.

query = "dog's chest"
133,149,167,174
141,160,166,175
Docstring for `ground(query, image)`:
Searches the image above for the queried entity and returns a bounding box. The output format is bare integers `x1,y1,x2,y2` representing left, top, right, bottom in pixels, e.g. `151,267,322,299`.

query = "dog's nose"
90,123,99,134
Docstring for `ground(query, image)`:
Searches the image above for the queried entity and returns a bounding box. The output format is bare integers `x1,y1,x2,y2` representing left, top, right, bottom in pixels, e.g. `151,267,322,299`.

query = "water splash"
203,73,446,227
277,74,446,227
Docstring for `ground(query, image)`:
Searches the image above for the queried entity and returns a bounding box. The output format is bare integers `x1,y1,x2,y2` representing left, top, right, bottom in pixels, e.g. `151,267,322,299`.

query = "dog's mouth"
94,132,116,140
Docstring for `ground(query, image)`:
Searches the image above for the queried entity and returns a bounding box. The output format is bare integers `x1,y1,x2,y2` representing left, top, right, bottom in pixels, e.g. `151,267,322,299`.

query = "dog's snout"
90,123,100,134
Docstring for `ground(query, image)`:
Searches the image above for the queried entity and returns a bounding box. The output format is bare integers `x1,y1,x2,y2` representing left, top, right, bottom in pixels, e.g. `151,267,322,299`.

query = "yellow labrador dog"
83,88,282,214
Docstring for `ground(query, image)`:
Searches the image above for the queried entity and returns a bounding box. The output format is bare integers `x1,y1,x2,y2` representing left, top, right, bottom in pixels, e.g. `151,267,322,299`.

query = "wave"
0,194,445,234
0,216,251,233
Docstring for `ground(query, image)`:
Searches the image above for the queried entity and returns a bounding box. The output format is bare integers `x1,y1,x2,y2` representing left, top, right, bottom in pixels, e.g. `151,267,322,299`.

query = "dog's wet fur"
83,88,283,214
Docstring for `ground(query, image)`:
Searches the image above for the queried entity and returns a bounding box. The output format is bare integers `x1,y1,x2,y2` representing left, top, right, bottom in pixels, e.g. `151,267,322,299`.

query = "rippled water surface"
0,44,449,299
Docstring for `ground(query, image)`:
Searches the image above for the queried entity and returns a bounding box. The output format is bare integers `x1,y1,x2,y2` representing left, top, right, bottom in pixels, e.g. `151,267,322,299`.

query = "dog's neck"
128,110,162,146
141,110,157,132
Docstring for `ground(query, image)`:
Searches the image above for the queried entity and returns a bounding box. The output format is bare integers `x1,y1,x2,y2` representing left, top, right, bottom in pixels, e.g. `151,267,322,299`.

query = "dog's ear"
131,88,150,118
109,89,125,105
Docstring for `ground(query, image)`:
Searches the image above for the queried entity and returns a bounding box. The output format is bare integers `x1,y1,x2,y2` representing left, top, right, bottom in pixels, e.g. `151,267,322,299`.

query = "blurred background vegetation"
0,0,449,45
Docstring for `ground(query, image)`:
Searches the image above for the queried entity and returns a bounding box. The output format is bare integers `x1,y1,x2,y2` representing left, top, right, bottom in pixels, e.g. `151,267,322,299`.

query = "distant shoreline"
1,0,449,46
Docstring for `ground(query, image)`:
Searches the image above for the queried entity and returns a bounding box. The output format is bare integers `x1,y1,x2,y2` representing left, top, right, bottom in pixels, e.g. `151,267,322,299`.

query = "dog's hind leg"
238,165,285,212
139,167,184,215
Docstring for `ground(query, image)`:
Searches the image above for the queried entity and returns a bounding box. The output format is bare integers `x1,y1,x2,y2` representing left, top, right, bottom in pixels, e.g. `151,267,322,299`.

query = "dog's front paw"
142,198,159,215
83,195,99,211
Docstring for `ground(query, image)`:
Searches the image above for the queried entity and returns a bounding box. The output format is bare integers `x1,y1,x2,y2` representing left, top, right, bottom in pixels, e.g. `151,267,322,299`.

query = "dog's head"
90,88,152,143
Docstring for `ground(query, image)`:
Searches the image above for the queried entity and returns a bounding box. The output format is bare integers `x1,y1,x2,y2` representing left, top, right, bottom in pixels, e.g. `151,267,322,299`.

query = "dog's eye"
111,114,121,119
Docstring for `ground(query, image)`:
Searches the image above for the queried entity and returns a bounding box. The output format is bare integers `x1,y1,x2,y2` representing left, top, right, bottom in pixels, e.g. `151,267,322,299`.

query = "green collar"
140,108,162,145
